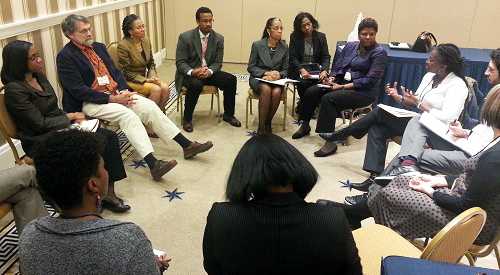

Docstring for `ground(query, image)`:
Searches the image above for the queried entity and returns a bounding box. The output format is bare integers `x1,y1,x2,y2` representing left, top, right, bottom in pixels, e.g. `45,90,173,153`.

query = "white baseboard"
0,140,24,170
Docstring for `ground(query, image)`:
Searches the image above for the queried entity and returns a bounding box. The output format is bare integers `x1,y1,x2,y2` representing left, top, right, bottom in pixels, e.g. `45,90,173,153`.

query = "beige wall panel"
390,0,476,48
241,0,313,63
316,0,394,56
469,0,500,49
169,0,243,63
165,0,177,59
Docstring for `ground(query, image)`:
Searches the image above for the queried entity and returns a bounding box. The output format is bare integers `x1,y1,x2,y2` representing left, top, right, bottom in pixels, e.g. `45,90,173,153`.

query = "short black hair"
195,7,212,20
0,40,32,84
491,48,500,73
292,12,319,36
61,14,90,38
261,17,281,39
226,134,318,202
122,14,140,38
358,17,378,33
33,130,103,210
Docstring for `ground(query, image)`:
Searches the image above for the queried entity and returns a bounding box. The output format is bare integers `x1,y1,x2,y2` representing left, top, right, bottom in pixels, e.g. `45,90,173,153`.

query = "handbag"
411,31,437,53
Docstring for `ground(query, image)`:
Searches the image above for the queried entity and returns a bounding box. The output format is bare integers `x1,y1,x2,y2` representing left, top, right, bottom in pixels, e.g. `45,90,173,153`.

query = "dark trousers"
341,107,411,174
299,85,328,121
95,128,127,182
315,90,374,133
296,79,319,99
182,70,237,122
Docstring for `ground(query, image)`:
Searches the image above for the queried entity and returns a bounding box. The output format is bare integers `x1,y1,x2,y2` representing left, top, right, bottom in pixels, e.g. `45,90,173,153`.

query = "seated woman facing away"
19,130,171,275
118,14,170,110
202,134,362,275
247,17,289,135
1,40,130,213
338,84,500,246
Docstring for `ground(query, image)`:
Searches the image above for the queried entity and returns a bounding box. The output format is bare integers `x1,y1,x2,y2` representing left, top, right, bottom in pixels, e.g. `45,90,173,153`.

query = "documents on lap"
419,112,474,156
256,78,299,86
378,104,419,118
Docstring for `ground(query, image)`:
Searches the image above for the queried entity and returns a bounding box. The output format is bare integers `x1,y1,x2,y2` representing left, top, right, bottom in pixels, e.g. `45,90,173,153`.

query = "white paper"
301,74,319,80
316,84,331,89
419,112,474,155
153,249,166,256
256,78,299,86
378,104,419,118
75,119,100,132
389,42,410,49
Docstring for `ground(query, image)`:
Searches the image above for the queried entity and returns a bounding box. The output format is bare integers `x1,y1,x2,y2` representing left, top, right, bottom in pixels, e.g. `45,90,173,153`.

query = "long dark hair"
292,12,319,37
491,48,500,73
226,134,318,202
1,40,33,84
261,17,281,39
435,43,466,85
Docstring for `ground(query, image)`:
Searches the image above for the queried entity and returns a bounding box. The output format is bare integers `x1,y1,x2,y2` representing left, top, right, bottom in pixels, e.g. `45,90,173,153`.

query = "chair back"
0,87,23,164
107,42,120,68
421,207,487,263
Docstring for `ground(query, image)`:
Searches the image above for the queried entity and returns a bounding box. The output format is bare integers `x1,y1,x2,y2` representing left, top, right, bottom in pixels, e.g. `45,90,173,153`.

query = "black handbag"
411,31,437,53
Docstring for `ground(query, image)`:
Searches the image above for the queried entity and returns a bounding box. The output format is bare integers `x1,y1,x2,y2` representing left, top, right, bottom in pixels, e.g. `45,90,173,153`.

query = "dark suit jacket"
4,74,70,156
203,192,363,275
56,42,129,113
288,31,331,80
247,38,289,90
175,27,224,92
117,37,156,84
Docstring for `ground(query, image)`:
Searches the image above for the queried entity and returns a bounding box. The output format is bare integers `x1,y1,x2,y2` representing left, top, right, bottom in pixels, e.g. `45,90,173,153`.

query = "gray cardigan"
19,216,161,275
247,38,289,90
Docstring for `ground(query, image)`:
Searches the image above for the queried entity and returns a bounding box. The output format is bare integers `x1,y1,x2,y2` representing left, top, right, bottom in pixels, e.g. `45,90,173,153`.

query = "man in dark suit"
175,7,241,132
56,14,213,182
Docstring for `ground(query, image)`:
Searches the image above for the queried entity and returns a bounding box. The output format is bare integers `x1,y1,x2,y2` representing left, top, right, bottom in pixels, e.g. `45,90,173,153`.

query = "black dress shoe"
223,115,242,127
102,198,131,213
292,124,310,139
314,142,338,157
350,175,376,192
344,193,368,206
183,121,193,132
388,165,420,177
319,128,349,142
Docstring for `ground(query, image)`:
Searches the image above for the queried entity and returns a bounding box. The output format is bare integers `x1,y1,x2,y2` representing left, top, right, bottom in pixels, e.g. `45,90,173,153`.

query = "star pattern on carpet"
246,130,257,137
129,159,147,169
162,188,185,202
339,180,353,191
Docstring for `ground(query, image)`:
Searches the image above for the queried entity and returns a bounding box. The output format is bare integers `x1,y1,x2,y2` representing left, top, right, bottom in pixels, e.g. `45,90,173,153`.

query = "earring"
96,194,102,212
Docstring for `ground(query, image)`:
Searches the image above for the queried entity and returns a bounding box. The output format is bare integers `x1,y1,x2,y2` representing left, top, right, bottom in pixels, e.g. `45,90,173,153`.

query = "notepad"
378,104,419,118
256,78,299,86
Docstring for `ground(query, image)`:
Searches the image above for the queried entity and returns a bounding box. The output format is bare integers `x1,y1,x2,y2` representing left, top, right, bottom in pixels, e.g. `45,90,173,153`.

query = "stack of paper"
76,119,100,132
256,78,299,86
378,104,419,118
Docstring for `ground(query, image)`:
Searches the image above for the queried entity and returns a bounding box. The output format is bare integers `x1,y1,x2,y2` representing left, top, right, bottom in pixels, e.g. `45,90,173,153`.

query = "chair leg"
341,111,346,124
217,93,221,122
180,95,184,123
291,86,296,117
246,97,250,129
211,94,214,111
283,95,287,131
465,252,476,266
349,111,354,125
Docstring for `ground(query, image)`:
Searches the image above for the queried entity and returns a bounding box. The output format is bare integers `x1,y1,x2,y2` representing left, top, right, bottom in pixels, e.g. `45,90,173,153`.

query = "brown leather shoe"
183,141,214,159
314,141,338,157
150,159,177,181
183,121,193,132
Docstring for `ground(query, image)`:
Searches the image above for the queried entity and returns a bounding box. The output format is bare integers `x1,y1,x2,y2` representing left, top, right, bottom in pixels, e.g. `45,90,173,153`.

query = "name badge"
97,75,110,86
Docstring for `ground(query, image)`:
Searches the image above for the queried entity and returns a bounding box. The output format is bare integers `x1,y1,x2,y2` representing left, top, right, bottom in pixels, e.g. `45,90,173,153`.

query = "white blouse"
414,72,469,123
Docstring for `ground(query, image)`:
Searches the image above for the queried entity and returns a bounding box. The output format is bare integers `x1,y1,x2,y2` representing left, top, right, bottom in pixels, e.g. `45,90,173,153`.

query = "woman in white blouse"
321,43,469,190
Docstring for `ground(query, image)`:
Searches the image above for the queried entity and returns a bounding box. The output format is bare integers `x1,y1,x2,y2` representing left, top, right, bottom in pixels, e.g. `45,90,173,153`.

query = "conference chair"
352,207,487,274
465,231,500,269
246,87,287,131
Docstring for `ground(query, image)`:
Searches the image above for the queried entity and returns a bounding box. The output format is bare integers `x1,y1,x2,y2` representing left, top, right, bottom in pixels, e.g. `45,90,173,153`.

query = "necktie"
201,36,208,67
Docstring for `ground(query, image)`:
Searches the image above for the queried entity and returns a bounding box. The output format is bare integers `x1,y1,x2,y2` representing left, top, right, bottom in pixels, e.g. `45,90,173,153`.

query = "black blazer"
203,192,362,275
4,74,70,156
288,31,331,80
56,42,129,113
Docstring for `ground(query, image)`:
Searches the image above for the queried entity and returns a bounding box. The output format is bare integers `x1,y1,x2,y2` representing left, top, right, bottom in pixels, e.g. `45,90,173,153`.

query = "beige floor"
53,61,499,274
